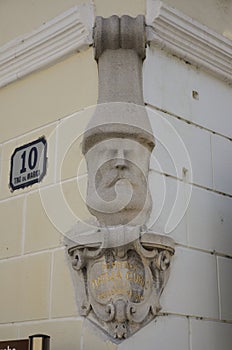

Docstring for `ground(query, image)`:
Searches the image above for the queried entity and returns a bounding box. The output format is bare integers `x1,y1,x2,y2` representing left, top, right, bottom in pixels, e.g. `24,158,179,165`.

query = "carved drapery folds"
66,15,175,341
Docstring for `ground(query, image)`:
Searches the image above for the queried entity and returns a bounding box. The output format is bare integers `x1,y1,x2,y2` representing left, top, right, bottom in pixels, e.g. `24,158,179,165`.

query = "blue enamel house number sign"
10,137,47,191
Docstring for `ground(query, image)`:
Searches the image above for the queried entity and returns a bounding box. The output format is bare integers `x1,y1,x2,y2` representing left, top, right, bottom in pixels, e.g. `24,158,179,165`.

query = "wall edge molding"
146,1,232,85
1,2,232,88
0,3,94,88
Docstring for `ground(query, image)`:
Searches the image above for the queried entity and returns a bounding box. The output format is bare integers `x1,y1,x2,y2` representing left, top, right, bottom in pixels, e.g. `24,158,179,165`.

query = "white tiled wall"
217,257,232,321
187,186,232,256
149,111,213,188
144,47,232,138
190,319,232,350
119,316,189,350
148,172,188,244
211,134,232,195
161,247,219,319
143,45,232,350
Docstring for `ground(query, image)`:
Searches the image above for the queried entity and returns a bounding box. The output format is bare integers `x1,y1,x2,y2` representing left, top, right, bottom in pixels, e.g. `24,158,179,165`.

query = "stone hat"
82,102,155,154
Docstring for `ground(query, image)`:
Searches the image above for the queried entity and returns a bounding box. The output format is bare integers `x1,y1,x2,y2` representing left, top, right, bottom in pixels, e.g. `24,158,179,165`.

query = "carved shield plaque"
68,232,174,340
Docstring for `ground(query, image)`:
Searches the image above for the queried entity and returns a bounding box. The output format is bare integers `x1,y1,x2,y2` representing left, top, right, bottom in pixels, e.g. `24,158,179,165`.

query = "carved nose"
115,149,127,170
115,158,127,170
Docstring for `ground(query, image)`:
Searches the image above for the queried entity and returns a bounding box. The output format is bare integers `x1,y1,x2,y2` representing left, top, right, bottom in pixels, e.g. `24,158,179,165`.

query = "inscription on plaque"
10,137,47,191
85,248,154,314
89,259,148,303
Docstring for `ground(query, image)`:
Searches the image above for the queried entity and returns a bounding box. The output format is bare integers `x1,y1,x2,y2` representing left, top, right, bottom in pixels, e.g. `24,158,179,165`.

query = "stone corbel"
67,231,174,339
66,14,175,341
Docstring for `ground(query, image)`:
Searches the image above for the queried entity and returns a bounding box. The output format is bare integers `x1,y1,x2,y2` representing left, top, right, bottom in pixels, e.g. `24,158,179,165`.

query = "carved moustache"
96,167,139,190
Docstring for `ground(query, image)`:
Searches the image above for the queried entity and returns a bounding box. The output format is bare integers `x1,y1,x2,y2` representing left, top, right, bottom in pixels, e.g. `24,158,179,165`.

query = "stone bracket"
93,15,146,60
67,232,174,341
65,14,175,342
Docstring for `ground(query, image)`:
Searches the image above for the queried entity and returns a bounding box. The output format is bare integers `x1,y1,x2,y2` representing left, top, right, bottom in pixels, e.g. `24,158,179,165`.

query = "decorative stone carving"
82,15,155,227
67,231,174,339
65,15,175,342
83,126,153,227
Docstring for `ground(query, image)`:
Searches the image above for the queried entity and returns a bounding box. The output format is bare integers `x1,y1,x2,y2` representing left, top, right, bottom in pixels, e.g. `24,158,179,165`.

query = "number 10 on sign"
10,137,47,191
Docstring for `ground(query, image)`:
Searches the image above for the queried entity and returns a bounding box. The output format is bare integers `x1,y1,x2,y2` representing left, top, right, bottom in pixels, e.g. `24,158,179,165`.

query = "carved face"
85,138,152,226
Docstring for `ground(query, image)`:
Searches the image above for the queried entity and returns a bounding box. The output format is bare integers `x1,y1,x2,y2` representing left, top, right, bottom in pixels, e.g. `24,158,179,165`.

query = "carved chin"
87,191,152,226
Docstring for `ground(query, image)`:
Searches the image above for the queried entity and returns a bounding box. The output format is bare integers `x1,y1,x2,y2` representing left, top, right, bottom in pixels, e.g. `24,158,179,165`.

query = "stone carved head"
65,16,175,342
82,103,155,227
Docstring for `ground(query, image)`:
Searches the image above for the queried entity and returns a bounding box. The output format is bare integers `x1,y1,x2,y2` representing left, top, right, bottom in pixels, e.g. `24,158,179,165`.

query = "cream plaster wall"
164,0,232,39
0,50,98,142
0,1,231,349
0,0,90,46
0,0,146,46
